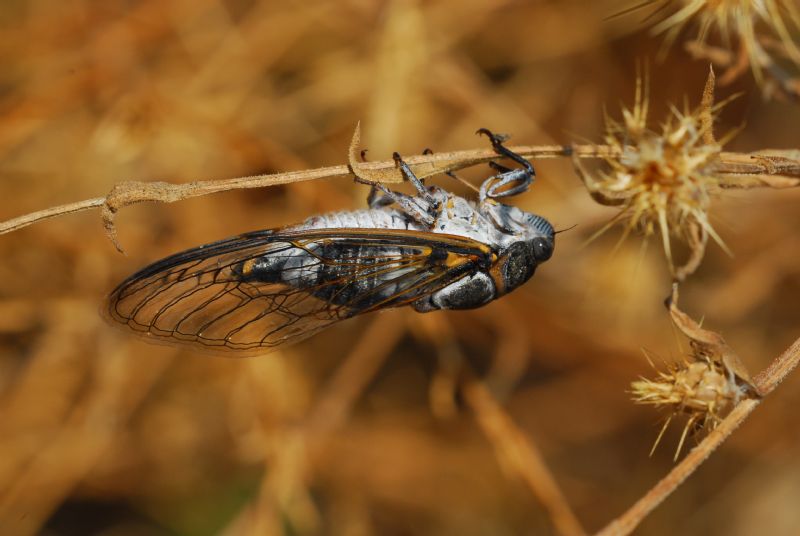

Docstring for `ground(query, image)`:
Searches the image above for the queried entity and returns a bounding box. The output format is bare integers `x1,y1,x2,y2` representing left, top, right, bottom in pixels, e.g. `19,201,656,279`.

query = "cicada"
106,129,555,354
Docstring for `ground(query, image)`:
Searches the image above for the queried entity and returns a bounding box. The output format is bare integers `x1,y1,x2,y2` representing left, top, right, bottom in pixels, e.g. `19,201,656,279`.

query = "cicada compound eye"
532,236,554,262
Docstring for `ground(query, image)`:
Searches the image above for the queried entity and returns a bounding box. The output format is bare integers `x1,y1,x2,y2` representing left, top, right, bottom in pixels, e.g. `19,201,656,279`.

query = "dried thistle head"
631,350,749,460
641,0,800,95
574,73,733,280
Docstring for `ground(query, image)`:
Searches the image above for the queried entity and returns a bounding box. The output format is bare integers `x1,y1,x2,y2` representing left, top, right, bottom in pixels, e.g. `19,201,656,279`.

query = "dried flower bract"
632,352,748,460
574,72,733,280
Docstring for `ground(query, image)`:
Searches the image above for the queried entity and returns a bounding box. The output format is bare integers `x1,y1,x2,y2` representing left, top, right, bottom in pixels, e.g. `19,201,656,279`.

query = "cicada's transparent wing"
106,228,492,355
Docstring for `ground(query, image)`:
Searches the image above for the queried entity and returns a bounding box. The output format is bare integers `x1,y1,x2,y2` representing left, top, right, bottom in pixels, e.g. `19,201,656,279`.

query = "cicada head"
482,202,555,295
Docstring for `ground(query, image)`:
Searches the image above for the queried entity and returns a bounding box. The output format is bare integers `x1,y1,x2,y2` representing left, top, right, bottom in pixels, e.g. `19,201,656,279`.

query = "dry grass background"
1,1,800,535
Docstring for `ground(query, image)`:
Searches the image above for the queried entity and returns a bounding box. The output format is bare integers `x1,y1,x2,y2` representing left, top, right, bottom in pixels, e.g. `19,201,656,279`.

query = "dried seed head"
649,0,800,92
574,74,733,279
631,352,749,459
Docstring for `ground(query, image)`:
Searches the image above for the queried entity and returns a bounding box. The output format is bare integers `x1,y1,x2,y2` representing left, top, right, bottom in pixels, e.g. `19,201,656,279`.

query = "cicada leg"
354,151,441,227
476,128,536,203
365,183,395,209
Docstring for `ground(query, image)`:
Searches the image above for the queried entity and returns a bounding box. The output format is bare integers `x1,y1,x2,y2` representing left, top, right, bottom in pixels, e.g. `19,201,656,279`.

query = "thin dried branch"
752,336,800,395
597,294,800,536
1,124,799,254
0,135,599,253
714,150,800,188
595,397,761,536
0,197,106,235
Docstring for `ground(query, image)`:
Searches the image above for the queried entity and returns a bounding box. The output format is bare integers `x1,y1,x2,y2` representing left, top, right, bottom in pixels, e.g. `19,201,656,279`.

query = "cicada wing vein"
106,228,491,355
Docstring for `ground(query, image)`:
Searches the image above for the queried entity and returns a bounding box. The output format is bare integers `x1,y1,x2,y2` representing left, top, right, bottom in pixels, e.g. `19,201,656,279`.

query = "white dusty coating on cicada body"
289,188,554,313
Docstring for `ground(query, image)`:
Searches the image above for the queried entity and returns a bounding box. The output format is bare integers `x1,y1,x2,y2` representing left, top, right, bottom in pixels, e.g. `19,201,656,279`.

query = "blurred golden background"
1,1,800,534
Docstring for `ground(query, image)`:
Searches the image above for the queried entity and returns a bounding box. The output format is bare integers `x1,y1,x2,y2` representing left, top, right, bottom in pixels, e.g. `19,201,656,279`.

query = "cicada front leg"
476,128,536,203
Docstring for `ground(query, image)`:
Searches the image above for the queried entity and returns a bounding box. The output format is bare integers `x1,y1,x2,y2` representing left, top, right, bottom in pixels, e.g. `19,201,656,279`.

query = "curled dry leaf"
666,283,759,394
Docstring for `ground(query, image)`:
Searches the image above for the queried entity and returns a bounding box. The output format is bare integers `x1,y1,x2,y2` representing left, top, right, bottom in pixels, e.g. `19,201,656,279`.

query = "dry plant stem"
0,197,105,233
673,223,708,283
1,142,799,252
714,151,800,187
1,144,601,251
596,335,800,536
753,336,800,395
463,377,586,536
595,399,760,536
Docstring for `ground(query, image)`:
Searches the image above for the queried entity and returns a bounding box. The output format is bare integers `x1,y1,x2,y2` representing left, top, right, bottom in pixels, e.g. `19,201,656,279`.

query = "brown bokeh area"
1,1,800,535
